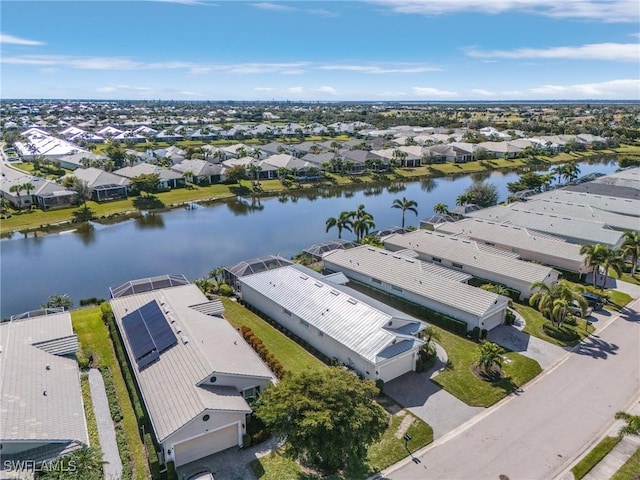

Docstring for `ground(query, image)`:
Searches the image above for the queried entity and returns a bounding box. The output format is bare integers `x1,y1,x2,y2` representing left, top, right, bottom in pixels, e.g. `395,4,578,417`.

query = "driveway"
384,344,484,439
487,324,566,369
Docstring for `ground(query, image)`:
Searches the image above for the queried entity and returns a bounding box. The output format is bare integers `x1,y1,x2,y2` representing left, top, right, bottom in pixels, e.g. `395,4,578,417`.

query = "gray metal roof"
467,206,625,246
110,274,189,298
384,230,558,285
303,239,354,258
0,312,88,446
225,255,292,278
533,189,640,217
110,284,274,441
507,199,639,232
237,266,424,364
323,246,508,318
435,218,586,265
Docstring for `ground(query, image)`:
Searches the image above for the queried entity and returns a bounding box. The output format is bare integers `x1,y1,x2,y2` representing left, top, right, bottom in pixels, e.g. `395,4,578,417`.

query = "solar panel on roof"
137,350,159,369
122,310,156,362
139,301,177,353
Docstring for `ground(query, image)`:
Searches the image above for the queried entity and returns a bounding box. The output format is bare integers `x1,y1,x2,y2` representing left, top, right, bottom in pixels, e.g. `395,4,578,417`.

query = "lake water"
1,159,619,318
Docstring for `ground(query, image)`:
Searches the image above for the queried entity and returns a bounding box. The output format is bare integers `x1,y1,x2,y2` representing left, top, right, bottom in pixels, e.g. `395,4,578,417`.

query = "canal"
1,158,619,318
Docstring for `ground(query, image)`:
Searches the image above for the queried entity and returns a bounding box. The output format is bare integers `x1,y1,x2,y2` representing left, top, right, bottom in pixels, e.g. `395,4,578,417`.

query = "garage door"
483,310,504,331
174,423,238,467
380,352,414,382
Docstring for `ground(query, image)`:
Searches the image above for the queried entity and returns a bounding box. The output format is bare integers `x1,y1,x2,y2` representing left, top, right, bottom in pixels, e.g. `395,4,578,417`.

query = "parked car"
185,469,214,480
582,292,605,310
569,301,593,318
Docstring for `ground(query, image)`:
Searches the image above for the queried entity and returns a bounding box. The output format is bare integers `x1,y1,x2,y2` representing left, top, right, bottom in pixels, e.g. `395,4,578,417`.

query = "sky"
1,0,639,101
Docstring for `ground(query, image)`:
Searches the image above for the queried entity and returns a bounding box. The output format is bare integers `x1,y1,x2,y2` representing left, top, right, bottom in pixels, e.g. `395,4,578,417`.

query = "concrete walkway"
88,369,123,480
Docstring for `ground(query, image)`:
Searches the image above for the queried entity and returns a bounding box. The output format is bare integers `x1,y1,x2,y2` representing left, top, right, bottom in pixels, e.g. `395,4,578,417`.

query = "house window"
371,278,382,285
283,308,291,316
432,257,442,263
300,319,310,329
452,263,463,269
391,285,403,293
242,386,261,402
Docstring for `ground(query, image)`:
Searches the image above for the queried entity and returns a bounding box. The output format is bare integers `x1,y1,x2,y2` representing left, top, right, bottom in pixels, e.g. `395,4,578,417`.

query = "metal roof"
435,218,586,266
0,312,88,448
110,284,274,442
237,265,424,364
303,239,354,258
384,230,558,285
323,246,508,319
533,189,640,217
467,206,625,246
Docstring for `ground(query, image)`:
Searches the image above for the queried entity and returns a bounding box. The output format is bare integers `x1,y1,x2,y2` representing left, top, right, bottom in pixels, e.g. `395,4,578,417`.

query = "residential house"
113,163,184,190
61,167,130,202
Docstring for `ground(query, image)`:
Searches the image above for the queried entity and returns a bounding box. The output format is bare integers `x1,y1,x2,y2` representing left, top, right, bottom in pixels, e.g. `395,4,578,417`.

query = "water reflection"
135,213,165,230
76,222,96,245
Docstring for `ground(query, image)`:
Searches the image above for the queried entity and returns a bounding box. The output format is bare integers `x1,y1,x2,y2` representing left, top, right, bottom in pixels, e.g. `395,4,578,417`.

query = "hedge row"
239,325,286,379
98,366,133,480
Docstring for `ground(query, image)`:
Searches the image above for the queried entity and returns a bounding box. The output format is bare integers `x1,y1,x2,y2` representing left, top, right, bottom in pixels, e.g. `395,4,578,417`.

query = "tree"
351,204,375,241
38,446,104,480
104,141,126,169
459,181,499,208
193,277,215,297
615,411,640,437
325,211,353,239
619,230,640,276
73,178,91,209
129,173,160,197
20,181,35,210
433,203,449,215
43,293,73,310
421,325,440,348
226,164,247,186
253,368,388,473
477,341,504,374
529,280,587,326
391,196,418,228
580,244,625,288
9,184,24,209
208,266,225,288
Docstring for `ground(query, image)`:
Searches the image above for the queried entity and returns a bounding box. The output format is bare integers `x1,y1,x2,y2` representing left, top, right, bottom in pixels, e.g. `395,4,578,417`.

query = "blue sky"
1,0,639,101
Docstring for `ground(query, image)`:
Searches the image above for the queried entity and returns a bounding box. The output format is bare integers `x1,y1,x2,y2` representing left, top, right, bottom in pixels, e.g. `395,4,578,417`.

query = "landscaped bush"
144,433,161,480
80,297,106,307
240,326,286,379
76,347,94,370
165,461,177,480
246,414,270,446
472,327,481,341
375,378,385,393
480,329,488,340
505,310,516,326
543,323,579,342
218,283,234,296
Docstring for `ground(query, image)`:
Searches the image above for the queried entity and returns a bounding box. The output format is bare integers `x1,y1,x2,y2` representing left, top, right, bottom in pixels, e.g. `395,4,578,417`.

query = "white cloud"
471,88,495,96
0,33,45,46
412,86,458,97
254,87,274,92
288,86,304,94
250,2,294,11
315,86,337,95
318,63,441,74
97,84,154,93
466,43,640,62
528,79,640,99
370,0,639,23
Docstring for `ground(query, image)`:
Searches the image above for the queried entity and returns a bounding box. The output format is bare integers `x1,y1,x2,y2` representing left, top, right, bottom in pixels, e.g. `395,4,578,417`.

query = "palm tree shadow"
574,335,619,359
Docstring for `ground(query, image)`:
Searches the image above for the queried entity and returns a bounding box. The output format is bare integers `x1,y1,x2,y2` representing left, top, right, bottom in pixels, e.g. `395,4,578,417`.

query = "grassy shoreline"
0,148,624,236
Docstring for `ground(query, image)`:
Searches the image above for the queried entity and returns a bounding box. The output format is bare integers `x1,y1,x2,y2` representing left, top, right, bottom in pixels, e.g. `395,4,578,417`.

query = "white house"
109,275,275,468
237,265,426,382
384,229,561,299
323,246,509,331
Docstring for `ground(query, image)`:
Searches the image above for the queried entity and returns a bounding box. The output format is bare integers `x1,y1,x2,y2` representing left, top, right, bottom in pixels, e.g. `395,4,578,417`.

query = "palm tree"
619,230,640,276
193,277,215,297
351,205,375,241
208,267,225,288
325,211,353,239
433,202,449,215
477,341,504,374
9,184,24,209
73,179,91,210
392,149,408,167
391,197,418,228
21,182,35,210
615,411,640,437
529,280,588,326
421,326,441,348
581,244,625,288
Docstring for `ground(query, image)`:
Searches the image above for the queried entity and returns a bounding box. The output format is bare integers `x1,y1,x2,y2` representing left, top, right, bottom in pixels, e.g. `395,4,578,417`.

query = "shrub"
472,327,481,341
76,347,94,370
144,433,161,479
375,378,384,394
165,461,177,480
505,310,516,326
218,283,234,296
242,433,252,448
480,329,488,340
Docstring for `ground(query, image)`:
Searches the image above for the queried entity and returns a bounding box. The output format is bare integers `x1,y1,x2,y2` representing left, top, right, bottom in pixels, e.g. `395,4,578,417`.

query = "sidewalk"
582,402,640,480
88,368,123,480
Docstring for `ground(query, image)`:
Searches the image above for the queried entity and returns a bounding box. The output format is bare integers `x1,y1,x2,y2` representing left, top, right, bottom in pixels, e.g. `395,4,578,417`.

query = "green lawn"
431,327,542,407
572,436,622,479
513,303,594,347
220,298,327,374
612,445,640,480
251,411,433,480
606,290,634,312
71,307,149,480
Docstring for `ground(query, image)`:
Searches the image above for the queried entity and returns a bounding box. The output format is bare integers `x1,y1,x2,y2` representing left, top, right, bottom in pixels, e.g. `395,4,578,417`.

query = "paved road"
382,298,640,480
